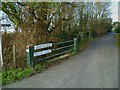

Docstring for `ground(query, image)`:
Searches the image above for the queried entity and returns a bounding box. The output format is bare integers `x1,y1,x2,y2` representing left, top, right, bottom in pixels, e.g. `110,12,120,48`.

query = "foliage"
1,2,112,68
113,22,120,33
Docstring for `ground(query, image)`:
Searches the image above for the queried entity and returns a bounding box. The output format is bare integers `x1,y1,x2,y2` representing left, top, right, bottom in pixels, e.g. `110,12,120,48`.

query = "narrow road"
3,33,118,88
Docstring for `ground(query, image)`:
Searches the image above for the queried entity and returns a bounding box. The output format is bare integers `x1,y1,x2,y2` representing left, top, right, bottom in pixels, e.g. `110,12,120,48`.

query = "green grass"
2,67,33,85
116,33,120,48
0,72,2,86
117,34,120,48
79,38,96,52
2,64,47,85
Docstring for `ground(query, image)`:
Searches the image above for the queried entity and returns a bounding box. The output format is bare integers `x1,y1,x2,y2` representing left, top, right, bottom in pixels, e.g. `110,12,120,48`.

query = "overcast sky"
110,0,119,22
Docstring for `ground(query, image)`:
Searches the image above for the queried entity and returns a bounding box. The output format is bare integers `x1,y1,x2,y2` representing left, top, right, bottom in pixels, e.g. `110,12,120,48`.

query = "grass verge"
0,72,1,89
116,33,120,48
79,38,96,52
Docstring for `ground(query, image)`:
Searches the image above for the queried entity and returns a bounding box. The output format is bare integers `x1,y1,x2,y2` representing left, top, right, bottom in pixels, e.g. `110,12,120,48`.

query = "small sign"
34,43,52,50
34,49,51,57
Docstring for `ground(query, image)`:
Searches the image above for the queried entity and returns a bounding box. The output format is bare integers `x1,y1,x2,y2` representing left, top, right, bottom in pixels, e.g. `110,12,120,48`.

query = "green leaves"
113,22,120,33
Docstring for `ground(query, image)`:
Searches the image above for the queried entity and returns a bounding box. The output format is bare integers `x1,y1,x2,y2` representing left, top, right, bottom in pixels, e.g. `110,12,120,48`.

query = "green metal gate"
26,38,77,67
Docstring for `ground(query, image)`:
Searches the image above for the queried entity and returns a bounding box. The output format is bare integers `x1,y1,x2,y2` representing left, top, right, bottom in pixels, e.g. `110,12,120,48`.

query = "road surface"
3,33,118,88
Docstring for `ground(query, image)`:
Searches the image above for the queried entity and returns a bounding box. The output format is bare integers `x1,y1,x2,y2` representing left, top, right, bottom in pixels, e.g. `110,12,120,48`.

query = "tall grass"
116,34,120,48
0,72,2,85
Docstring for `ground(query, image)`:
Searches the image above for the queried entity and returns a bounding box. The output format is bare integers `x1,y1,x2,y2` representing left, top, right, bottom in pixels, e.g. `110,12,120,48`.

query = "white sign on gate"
34,49,52,57
34,43,52,50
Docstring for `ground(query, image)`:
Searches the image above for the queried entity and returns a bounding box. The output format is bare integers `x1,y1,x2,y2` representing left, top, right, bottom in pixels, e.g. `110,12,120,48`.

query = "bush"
115,29,120,33
90,30,96,38
114,23,120,33
86,32,90,39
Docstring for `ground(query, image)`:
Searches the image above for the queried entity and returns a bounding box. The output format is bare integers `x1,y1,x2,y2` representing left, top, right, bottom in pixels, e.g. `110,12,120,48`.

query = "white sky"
110,0,119,22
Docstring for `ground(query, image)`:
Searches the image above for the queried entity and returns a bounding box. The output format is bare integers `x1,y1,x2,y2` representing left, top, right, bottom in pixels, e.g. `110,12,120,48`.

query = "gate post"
0,32,3,67
74,38,77,53
26,45,34,67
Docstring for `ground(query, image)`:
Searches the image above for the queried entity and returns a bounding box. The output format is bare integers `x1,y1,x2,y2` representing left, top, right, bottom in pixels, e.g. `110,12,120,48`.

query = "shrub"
90,30,96,38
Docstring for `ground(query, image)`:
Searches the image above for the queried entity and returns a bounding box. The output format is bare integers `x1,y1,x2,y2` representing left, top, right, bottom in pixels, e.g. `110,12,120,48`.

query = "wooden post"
13,45,16,66
0,31,3,67
89,31,91,39
74,38,77,53
1,24,11,68
26,45,34,67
